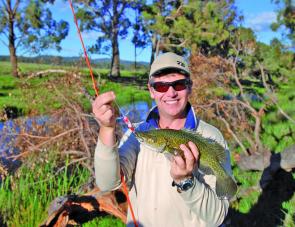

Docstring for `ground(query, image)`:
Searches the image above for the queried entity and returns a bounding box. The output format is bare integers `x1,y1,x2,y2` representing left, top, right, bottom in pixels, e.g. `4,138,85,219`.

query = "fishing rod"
68,1,138,226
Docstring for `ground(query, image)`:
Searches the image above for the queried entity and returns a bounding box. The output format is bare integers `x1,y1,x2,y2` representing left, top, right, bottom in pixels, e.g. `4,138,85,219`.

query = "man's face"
148,73,191,119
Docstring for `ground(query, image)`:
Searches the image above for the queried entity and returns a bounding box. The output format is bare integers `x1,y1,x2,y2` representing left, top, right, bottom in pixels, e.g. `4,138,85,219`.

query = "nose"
166,85,177,96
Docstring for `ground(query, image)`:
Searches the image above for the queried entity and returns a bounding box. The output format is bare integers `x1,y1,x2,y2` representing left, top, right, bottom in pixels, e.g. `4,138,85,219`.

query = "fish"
135,128,237,199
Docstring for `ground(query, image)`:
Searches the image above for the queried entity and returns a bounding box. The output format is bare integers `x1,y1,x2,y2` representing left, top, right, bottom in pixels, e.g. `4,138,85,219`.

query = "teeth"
165,100,177,104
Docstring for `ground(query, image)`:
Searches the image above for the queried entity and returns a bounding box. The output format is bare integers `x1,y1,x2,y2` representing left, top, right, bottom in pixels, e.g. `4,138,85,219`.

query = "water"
0,116,52,173
117,101,154,131
0,101,153,171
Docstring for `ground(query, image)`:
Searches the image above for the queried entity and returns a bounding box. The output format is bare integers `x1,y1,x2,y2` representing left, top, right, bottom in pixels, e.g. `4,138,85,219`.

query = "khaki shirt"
94,117,232,227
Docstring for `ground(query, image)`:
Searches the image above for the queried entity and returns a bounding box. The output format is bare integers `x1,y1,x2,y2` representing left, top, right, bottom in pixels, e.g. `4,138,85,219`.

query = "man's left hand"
170,141,199,183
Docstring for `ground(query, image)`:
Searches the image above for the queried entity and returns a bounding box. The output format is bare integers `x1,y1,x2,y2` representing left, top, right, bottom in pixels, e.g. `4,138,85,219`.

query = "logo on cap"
177,60,185,67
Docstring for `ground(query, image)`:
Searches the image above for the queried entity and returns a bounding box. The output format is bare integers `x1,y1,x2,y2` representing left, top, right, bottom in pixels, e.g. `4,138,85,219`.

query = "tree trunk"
110,38,120,77
110,1,120,78
8,0,18,77
150,33,157,65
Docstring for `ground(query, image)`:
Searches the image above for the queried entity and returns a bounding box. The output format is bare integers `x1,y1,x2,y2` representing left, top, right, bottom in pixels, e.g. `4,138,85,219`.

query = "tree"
141,0,183,63
271,0,295,46
142,0,240,59
0,0,69,77
74,0,141,78
131,0,149,71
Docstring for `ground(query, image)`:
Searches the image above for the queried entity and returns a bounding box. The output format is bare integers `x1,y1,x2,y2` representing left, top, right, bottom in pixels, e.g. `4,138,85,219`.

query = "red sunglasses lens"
152,79,189,93
173,82,187,91
153,84,170,92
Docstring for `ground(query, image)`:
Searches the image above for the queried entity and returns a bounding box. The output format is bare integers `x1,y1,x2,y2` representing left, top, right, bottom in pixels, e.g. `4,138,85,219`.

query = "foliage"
0,152,91,226
0,0,69,54
281,172,295,227
73,0,144,76
83,216,125,227
271,0,295,45
142,0,240,56
0,61,150,119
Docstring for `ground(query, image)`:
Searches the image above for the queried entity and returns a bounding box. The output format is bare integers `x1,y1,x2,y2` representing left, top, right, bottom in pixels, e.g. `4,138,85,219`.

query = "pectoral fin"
199,163,214,175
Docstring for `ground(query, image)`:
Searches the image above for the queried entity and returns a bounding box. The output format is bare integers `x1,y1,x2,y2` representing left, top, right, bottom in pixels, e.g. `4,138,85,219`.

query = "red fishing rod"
68,1,138,226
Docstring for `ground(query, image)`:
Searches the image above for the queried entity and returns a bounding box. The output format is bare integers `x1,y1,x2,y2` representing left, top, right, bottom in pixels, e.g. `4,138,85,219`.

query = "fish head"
135,130,157,143
135,130,166,150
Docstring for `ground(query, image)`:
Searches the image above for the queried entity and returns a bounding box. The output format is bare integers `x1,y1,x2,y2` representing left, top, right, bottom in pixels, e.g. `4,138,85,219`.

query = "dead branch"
215,104,248,155
41,187,127,226
30,127,80,152
55,86,91,153
26,69,75,80
257,61,295,124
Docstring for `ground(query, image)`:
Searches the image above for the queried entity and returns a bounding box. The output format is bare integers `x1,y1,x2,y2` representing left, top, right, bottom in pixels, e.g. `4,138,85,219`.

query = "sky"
0,0,286,63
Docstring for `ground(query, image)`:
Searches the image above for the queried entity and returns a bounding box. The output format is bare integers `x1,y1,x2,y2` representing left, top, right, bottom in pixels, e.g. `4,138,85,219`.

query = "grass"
0,61,151,117
0,150,125,226
0,153,90,226
1,60,294,226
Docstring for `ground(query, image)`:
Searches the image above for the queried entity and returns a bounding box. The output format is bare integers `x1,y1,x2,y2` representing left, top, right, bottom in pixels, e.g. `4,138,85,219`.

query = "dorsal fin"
206,137,226,163
180,129,226,163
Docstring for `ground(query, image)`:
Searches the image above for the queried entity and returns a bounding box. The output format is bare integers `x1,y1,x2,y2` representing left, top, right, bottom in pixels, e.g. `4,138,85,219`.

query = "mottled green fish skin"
135,129,237,199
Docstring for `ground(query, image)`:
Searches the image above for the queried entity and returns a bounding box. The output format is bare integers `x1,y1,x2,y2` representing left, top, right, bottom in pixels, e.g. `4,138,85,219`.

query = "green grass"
0,61,151,117
0,153,91,226
1,60,294,225
0,150,125,226
83,216,125,227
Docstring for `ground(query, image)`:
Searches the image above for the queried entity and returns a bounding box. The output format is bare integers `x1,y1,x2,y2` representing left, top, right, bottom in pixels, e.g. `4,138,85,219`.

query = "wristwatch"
172,176,195,193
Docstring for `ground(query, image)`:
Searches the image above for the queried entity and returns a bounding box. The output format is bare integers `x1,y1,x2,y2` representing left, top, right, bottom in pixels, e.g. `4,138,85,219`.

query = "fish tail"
215,174,237,199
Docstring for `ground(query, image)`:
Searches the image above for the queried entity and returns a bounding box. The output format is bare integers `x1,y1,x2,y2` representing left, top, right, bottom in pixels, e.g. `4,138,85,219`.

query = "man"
92,52,232,226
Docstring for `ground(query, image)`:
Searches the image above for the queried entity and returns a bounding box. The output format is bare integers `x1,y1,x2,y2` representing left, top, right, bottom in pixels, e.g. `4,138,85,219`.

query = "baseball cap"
149,52,190,79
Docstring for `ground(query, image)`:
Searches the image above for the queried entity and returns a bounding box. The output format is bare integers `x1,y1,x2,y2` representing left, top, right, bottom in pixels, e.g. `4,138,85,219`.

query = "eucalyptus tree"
0,0,69,77
271,0,295,46
74,0,143,77
141,0,179,64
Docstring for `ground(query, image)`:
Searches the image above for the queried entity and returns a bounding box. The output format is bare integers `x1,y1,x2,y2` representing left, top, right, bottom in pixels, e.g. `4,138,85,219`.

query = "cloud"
51,1,69,13
82,31,99,40
244,12,277,32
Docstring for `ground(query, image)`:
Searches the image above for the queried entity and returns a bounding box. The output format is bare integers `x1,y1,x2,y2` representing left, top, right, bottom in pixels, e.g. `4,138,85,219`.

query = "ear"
148,83,155,99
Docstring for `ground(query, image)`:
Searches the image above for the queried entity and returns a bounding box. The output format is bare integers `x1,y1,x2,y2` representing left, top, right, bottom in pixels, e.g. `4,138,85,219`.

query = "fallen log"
26,70,79,80
40,187,127,227
236,144,295,189
236,145,295,172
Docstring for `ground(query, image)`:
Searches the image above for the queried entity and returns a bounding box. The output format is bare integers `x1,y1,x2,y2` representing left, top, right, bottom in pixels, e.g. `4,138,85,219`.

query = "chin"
165,109,184,117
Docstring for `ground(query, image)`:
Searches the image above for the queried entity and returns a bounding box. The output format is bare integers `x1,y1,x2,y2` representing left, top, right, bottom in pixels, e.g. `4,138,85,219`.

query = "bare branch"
257,61,295,124
12,0,20,16
215,104,249,155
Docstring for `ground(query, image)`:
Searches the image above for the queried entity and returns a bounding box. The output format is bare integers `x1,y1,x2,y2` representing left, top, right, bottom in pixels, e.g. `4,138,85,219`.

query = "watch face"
182,181,193,191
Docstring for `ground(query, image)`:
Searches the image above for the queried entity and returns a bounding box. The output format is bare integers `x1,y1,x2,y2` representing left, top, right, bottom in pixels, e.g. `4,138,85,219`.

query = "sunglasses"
150,79,192,93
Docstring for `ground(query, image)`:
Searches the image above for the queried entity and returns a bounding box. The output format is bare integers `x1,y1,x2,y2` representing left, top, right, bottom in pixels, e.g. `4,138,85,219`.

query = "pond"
0,101,154,172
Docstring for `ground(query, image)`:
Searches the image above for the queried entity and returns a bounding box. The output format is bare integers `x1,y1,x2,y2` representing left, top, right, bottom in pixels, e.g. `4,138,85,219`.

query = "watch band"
172,176,195,193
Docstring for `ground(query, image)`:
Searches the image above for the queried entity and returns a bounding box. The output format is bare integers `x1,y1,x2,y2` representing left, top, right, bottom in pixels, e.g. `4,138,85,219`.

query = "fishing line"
68,1,137,226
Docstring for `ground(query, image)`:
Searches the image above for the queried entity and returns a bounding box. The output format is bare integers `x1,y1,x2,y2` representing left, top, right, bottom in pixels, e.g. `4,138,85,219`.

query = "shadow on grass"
2,106,23,119
226,168,295,227
0,86,15,90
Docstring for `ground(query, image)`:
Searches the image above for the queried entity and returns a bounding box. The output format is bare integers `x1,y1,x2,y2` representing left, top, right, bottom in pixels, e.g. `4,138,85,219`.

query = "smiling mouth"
165,100,178,104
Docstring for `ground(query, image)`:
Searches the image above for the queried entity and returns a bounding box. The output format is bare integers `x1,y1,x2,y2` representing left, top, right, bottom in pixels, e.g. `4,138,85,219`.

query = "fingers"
187,141,199,161
170,142,199,182
93,91,116,109
180,143,195,172
92,91,117,128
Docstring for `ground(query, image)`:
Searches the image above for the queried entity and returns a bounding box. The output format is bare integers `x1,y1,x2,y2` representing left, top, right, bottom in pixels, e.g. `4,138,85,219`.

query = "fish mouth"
137,137,144,143
134,132,144,143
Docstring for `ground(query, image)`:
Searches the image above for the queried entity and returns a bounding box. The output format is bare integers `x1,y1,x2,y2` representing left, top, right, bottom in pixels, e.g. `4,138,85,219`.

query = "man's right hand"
92,91,117,146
